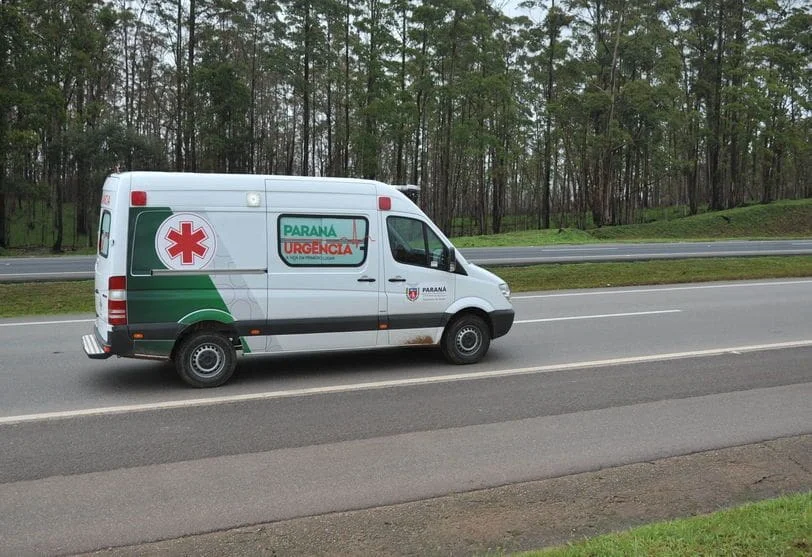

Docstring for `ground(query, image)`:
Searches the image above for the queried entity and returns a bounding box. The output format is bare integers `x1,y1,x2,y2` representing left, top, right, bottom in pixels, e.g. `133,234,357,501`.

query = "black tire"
441,314,491,365
175,332,237,388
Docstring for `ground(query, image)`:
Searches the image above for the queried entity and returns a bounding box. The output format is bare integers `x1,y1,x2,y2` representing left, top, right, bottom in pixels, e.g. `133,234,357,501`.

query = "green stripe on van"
127,207,231,327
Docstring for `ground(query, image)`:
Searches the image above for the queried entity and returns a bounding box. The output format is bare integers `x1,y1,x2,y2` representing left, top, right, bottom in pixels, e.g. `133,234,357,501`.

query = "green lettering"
283,222,340,238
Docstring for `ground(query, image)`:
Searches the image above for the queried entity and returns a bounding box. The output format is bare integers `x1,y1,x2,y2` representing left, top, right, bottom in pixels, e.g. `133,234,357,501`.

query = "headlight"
499,282,511,300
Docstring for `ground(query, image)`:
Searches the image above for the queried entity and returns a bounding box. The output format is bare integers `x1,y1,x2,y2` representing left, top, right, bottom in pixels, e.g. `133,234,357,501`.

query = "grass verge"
2,256,812,318
519,491,811,557
495,256,812,292
451,199,812,247
0,280,94,317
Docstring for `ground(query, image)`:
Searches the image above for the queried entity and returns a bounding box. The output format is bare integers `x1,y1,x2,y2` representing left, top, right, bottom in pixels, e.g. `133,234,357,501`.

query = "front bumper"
490,309,515,339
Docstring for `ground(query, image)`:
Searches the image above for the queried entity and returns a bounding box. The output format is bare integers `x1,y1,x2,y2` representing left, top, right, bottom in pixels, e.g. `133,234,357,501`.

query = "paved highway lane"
0,279,810,554
0,254,97,281
1,278,810,415
2,239,812,281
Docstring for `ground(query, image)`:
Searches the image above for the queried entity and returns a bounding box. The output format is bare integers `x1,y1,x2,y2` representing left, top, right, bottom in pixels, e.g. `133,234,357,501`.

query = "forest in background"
0,0,809,250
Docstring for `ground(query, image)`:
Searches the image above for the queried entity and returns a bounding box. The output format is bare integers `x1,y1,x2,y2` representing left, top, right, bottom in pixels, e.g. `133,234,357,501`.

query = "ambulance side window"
278,214,369,267
387,216,449,270
98,210,111,258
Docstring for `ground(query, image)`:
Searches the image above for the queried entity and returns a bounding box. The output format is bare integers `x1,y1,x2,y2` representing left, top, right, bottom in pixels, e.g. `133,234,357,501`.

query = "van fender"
172,309,242,359
443,297,513,339
178,309,235,326
443,296,494,326
177,309,238,339
445,297,496,317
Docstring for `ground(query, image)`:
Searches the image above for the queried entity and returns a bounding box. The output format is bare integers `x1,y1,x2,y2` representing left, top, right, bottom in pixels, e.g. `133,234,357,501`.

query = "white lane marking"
512,279,812,300
0,318,94,328
2,339,811,426
515,309,681,324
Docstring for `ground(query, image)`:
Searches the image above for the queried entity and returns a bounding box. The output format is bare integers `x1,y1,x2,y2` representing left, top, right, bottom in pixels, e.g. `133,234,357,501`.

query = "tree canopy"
0,0,809,249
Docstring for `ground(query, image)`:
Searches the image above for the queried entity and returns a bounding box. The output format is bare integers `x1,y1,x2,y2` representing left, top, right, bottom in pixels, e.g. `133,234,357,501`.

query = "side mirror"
447,247,456,273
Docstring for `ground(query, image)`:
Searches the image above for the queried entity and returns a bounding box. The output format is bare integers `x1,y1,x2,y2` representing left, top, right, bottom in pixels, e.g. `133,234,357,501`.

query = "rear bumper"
82,327,132,359
82,332,111,359
490,309,515,339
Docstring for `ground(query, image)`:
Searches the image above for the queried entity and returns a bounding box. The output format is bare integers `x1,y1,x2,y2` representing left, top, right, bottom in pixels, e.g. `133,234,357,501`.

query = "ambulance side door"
266,208,382,352
382,214,456,345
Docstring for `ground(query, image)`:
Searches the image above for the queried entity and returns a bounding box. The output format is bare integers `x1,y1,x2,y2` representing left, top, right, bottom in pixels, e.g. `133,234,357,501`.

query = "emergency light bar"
391,184,420,204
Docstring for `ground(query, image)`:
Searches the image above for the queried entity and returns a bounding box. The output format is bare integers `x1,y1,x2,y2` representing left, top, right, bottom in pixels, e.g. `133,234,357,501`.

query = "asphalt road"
0,278,810,555
2,239,812,281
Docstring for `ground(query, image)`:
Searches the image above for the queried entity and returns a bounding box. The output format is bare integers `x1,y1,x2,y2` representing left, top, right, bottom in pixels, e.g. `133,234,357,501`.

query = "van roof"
115,171,402,196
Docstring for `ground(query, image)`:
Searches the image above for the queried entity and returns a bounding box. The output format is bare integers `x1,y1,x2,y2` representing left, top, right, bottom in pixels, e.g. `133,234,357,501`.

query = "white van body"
82,172,514,386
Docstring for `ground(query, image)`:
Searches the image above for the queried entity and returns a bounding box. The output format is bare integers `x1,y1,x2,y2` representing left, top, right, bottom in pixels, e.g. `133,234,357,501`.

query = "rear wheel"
441,314,490,365
175,332,236,388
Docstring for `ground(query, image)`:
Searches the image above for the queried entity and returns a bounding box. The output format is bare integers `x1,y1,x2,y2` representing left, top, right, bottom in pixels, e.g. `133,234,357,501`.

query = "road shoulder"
86,434,811,556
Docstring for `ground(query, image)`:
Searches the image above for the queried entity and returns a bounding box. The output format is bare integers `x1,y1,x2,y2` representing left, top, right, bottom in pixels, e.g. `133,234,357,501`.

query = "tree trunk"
541,0,559,230
175,0,183,171
186,0,196,171
727,0,745,208
0,182,5,249
343,0,351,175
302,2,311,176
395,6,407,184
709,0,725,210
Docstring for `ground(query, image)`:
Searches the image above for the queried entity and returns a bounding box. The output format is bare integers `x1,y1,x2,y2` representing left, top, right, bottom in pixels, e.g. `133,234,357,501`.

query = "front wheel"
442,314,491,365
175,331,237,388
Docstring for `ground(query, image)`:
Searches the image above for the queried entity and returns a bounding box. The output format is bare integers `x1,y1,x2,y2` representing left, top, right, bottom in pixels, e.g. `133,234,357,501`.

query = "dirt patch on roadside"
87,435,811,556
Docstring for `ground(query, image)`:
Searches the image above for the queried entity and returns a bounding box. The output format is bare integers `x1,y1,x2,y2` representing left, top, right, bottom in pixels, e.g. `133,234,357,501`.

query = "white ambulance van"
82,172,514,387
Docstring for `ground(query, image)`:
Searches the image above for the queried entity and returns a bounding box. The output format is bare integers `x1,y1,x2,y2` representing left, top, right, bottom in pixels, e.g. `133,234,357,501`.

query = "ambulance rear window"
99,210,111,258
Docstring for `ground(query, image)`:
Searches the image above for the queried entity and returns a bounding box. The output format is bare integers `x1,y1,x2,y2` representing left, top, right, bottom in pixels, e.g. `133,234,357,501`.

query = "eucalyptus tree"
0,1,31,247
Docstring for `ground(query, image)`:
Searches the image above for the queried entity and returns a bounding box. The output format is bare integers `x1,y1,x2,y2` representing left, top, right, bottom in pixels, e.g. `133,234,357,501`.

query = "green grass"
591,199,812,241
0,280,94,317
451,199,812,247
518,491,811,557
495,256,812,292
453,228,597,247
2,257,812,318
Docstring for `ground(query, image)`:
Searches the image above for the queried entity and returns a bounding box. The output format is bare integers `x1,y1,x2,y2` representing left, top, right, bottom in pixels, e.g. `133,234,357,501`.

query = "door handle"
388,277,406,283
357,277,376,282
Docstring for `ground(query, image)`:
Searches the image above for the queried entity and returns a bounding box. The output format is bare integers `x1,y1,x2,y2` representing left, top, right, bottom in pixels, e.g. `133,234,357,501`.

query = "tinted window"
387,216,448,269
98,210,111,258
278,215,368,267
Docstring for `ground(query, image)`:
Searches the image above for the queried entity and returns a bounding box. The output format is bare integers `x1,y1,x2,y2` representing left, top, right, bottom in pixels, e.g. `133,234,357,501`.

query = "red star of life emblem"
165,221,209,265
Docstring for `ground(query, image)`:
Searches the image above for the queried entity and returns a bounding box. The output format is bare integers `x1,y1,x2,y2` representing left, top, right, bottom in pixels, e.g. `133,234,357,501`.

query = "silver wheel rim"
455,325,482,355
190,343,224,376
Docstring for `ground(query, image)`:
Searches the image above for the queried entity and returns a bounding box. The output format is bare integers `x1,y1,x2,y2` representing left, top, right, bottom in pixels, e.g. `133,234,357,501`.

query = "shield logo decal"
406,287,419,302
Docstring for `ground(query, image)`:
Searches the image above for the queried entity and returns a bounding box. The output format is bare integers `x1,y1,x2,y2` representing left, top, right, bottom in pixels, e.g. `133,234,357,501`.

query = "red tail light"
108,275,127,326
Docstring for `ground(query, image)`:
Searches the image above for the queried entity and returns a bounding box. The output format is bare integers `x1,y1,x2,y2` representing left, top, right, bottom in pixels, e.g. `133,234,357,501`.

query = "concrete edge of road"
81,434,812,557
